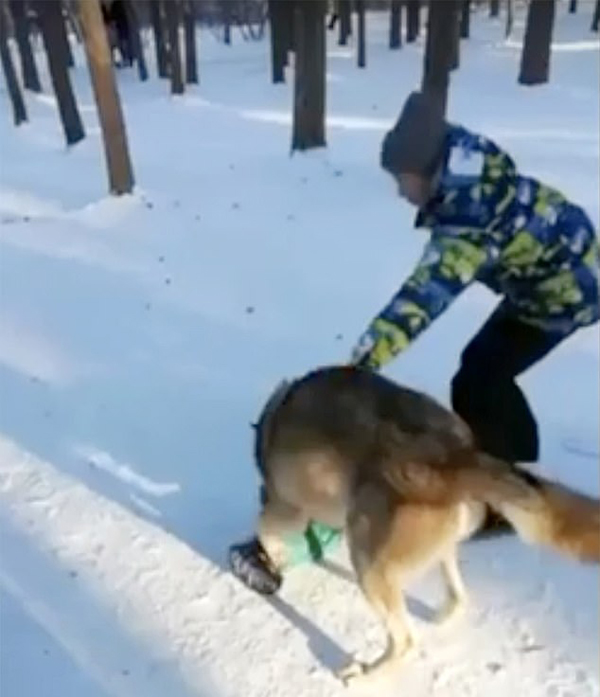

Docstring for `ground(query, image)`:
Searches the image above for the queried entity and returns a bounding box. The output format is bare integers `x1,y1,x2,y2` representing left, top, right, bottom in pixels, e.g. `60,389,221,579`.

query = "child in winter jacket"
352,91,599,465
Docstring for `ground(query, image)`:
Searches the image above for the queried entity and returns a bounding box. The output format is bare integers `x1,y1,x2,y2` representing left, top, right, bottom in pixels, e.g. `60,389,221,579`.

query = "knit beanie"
381,91,448,177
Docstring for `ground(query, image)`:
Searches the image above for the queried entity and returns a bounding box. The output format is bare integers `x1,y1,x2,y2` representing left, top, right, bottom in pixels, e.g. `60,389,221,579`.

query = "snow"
1,4,599,696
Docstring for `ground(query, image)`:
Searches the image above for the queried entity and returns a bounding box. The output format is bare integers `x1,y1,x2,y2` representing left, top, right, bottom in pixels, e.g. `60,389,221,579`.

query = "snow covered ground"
1,4,599,696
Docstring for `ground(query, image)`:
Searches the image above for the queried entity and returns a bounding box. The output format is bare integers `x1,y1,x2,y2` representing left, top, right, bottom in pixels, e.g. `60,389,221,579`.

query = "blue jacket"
356,125,600,369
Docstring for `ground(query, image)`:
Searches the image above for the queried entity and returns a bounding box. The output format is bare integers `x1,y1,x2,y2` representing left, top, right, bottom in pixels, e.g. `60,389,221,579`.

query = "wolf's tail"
462,455,600,564
380,452,599,563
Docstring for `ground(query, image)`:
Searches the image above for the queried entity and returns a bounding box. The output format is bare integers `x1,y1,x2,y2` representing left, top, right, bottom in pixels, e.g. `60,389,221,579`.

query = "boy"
351,91,598,461
230,91,599,594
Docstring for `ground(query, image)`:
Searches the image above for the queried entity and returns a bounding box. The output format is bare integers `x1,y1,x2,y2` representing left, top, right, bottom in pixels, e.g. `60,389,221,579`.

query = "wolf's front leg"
337,572,415,690
258,495,309,571
434,550,468,624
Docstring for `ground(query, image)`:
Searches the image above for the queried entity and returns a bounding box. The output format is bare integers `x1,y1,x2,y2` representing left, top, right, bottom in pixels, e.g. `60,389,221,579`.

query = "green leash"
283,521,343,568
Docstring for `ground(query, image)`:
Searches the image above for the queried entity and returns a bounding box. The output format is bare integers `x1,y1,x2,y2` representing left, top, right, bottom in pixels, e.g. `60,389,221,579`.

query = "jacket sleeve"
353,233,489,370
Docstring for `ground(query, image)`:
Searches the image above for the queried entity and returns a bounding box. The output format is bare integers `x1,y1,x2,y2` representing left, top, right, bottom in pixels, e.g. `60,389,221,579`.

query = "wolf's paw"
337,660,367,686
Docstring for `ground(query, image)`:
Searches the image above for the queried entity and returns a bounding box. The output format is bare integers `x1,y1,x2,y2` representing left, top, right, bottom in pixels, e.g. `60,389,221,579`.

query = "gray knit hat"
381,91,448,177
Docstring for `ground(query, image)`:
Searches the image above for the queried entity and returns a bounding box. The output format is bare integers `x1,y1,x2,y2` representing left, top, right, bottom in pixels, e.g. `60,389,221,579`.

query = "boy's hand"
349,329,376,367
350,318,412,370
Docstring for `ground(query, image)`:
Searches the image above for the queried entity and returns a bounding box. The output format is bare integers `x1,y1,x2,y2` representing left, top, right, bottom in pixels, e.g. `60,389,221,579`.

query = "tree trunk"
568,0,577,13
592,0,599,31
8,0,41,92
518,0,555,86
450,4,460,70
283,0,295,57
165,0,184,93
356,0,366,68
183,0,197,84
390,0,402,49
78,0,134,194
0,2,27,125
422,0,459,117
490,0,500,17
406,0,419,42
460,0,471,39
505,0,514,38
269,0,287,82
338,0,351,45
149,0,168,77
65,3,83,43
36,0,84,145
223,0,231,44
125,0,148,80
327,10,337,30
56,0,75,67
291,0,326,152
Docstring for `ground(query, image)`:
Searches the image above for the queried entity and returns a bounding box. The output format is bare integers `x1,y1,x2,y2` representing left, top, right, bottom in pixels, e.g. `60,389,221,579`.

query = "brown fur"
495,476,600,563
254,366,599,688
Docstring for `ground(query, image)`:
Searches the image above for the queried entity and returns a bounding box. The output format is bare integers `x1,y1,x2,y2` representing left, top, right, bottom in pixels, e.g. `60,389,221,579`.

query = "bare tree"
460,0,471,39
490,0,500,17
149,0,168,77
291,0,326,151
269,0,287,82
406,0,419,42
338,0,351,45
8,0,41,92
390,0,402,49
356,0,366,68
65,2,83,44
0,1,27,124
183,0,197,84
505,0,514,38
165,0,184,93
125,0,148,80
223,0,231,44
79,0,134,194
422,0,459,117
592,0,599,32
56,0,75,67
283,0,294,56
518,0,556,86
450,3,460,70
36,0,84,145
327,7,337,30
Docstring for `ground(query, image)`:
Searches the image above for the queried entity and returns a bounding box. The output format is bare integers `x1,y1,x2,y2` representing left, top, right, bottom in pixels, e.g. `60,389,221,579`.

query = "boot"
471,506,515,540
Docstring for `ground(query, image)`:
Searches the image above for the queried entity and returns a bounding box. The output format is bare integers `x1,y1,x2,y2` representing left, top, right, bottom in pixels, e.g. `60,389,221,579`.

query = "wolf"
251,365,599,689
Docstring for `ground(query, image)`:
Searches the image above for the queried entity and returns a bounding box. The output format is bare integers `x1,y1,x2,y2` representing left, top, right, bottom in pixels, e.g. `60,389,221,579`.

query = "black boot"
471,506,514,540
229,537,282,595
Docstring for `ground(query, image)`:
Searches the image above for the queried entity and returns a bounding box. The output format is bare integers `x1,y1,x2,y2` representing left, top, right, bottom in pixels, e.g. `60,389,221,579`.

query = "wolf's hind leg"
434,550,468,624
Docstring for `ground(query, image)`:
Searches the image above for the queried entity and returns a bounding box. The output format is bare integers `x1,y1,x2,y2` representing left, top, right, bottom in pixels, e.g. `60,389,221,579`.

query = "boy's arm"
352,233,489,370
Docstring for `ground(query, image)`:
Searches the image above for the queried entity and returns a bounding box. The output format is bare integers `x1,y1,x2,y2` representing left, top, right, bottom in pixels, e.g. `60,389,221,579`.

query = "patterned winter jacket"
355,125,600,370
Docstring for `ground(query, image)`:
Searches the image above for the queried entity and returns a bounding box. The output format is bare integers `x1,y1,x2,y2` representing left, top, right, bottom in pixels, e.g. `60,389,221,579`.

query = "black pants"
451,306,566,463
